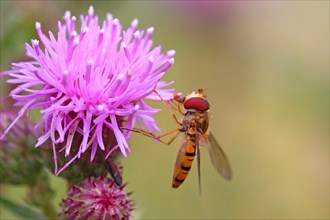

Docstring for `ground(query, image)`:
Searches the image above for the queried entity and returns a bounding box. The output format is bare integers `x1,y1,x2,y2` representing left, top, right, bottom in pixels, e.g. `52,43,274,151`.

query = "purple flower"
0,6,175,175
61,176,133,220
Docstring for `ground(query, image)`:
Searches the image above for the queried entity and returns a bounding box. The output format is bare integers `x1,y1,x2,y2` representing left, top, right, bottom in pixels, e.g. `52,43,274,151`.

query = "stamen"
35,21,41,30
66,36,79,64
106,13,113,22
35,22,44,44
63,10,71,20
80,27,88,41
131,31,141,57
88,5,94,16
85,59,94,83
97,104,104,112
117,73,124,81
131,18,138,28
63,70,69,88
121,42,130,60
145,27,154,41
134,30,140,38
167,49,176,57
73,37,79,45
98,28,104,46
140,55,153,81
70,16,76,33
65,120,79,157
147,27,154,34
32,39,40,55
111,19,119,39
154,58,174,75
32,39,39,46
113,18,119,25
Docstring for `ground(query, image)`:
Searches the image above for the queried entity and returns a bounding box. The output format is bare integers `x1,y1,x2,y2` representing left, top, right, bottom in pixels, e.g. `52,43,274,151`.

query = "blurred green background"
0,1,329,219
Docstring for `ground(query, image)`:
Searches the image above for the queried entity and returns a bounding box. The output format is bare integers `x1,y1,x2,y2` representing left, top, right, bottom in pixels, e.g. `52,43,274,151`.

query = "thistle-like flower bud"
61,176,133,220
0,111,43,184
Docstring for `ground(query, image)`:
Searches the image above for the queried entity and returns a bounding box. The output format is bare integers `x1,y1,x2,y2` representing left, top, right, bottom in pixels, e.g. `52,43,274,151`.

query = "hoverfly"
124,88,232,190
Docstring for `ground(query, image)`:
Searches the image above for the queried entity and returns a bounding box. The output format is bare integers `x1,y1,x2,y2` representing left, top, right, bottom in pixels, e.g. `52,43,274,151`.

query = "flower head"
1,6,175,175
0,111,43,184
61,176,133,220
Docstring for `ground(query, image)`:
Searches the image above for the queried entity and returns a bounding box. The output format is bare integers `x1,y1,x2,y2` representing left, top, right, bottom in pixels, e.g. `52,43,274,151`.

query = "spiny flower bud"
61,176,133,220
0,111,43,184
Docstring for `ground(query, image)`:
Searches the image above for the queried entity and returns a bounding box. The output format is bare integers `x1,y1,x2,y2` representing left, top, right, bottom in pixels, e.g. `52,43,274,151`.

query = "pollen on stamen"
113,18,119,25
134,30,140,38
73,37,79,45
147,27,155,34
131,18,138,27
134,104,140,111
121,42,127,49
63,10,71,20
35,21,41,30
98,29,104,46
85,59,94,82
88,5,94,16
167,50,176,57
121,42,129,59
117,73,124,80
32,39,39,46
106,13,113,21
70,17,76,32
97,104,104,112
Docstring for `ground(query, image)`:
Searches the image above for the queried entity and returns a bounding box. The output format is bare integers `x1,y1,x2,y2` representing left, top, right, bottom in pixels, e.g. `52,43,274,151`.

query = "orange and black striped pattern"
172,134,197,188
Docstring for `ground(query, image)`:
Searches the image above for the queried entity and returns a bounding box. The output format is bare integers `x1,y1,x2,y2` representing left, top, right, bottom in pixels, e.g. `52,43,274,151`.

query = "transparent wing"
206,132,232,180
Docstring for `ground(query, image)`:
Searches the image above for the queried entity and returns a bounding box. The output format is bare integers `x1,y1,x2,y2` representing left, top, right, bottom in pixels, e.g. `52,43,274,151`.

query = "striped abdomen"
172,135,196,188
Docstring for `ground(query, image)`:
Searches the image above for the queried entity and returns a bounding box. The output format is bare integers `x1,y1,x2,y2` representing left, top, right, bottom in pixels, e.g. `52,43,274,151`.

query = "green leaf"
0,196,47,219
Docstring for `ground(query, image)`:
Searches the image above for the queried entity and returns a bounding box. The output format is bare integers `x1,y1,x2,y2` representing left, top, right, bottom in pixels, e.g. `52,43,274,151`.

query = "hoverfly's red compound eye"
184,97,210,111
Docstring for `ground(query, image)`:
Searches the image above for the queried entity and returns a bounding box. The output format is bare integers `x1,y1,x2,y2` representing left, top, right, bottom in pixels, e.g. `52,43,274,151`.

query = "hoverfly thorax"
182,111,209,136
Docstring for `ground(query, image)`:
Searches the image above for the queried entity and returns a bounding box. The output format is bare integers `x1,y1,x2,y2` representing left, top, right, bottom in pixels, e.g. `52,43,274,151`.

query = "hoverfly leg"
120,127,166,144
153,89,183,126
163,129,181,145
121,127,181,146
